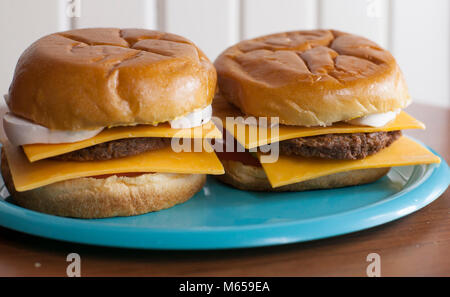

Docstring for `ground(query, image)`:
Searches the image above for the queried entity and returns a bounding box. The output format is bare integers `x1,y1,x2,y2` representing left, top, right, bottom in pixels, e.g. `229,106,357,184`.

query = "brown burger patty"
279,131,402,160
51,137,171,161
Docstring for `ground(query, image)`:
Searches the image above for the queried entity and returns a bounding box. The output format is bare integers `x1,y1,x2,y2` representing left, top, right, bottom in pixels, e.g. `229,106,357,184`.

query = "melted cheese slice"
213,98,425,149
3,140,224,192
257,137,440,188
23,121,222,162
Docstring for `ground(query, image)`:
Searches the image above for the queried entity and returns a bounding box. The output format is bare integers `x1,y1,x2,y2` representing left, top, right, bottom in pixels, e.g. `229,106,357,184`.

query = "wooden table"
0,104,448,277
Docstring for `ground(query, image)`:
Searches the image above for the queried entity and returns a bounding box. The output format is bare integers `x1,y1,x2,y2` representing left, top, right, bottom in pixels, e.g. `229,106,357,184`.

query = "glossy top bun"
215,29,410,127
7,28,217,130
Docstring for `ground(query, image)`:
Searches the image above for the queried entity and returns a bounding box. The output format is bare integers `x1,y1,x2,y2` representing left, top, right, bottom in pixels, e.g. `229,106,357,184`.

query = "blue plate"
0,143,448,250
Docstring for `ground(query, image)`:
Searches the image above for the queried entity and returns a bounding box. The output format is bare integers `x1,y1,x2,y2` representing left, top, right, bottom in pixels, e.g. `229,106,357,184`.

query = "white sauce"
346,109,401,127
169,105,212,129
2,113,104,146
2,93,212,145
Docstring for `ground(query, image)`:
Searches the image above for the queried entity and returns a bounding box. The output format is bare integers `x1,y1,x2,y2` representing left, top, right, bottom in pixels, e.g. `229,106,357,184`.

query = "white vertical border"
58,0,74,30
386,0,393,51
156,0,166,31
317,0,323,29
144,0,157,29
163,0,240,59
58,0,70,30
240,0,317,40
239,0,246,40
229,0,240,44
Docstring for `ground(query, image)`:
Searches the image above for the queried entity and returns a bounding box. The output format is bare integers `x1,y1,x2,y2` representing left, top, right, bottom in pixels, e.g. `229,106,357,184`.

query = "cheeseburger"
1,28,224,218
213,29,440,191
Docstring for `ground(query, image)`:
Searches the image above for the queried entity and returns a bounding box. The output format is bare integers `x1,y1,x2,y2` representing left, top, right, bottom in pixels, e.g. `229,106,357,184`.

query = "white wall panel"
242,0,317,39
0,0,63,96
0,0,448,108
319,0,389,48
76,0,156,29
391,0,449,107
163,0,239,61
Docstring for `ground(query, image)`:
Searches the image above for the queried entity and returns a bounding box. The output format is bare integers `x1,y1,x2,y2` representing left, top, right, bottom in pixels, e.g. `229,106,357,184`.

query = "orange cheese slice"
23,121,222,162
257,137,440,188
213,98,425,149
3,140,224,192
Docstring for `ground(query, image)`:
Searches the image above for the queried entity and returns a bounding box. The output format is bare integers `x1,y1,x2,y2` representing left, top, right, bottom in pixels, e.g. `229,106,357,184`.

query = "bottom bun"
216,159,390,192
2,154,205,218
